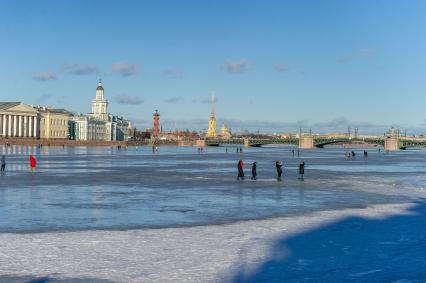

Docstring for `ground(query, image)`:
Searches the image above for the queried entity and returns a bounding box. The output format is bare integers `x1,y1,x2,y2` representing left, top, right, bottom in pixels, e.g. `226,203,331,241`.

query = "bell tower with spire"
91,79,109,121
206,92,217,138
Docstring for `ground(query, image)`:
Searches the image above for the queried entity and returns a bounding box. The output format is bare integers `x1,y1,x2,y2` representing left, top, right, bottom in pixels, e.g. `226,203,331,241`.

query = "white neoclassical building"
0,102,39,138
71,115,107,141
89,80,110,122
85,80,132,141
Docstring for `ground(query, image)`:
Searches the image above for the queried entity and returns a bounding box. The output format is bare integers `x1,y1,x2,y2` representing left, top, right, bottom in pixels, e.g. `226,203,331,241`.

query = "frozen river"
0,145,424,233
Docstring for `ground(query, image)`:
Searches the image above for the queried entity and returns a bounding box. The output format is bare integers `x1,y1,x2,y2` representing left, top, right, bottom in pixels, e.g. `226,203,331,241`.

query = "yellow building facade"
37,107,71,139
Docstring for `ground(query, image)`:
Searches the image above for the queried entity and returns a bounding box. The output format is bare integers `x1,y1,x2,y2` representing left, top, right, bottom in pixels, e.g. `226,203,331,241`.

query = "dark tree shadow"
233,200,426,282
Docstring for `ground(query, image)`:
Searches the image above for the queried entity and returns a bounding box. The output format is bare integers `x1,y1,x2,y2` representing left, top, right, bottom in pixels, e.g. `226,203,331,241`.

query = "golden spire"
207,91,217,138
211,91,215,114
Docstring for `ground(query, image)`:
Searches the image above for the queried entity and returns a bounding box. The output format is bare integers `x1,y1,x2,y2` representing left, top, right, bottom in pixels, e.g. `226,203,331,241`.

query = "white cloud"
114,94,143,105
32,72,57,81
112,61,138,77
222,59,252,74
62,63,99,75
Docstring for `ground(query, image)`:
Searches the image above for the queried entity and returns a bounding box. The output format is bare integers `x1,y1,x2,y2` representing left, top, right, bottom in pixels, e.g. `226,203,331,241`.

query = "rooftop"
0,102,21,111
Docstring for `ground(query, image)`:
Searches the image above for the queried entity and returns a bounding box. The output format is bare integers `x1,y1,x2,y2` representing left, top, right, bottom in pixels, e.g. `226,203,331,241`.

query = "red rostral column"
153,110,160,137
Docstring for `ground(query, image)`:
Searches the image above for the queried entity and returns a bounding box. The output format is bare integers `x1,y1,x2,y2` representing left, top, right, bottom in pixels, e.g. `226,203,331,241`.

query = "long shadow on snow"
233,200,426,282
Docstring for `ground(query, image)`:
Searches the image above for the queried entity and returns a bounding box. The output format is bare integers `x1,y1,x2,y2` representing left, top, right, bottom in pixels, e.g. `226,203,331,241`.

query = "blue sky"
0,0,425,134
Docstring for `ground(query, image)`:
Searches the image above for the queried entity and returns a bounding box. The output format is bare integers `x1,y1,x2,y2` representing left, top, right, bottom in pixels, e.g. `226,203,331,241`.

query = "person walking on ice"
237,160,245,180
275,161,283,181
251,162,257,180
299,161,305,181
29,154,37,172
1,155,5,174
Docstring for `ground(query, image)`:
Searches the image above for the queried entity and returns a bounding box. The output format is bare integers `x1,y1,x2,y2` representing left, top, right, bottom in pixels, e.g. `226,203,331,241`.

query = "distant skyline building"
206,92,216,138
75,80,132,141
89,80,109,122
0,102,39,138
0,81,132,142
71,114,107,141
220,123,232,139
153,110,160,138
35,106,72,139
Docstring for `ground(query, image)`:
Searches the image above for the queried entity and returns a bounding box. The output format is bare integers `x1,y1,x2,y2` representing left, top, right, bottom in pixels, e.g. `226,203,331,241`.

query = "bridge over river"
201,136,426,151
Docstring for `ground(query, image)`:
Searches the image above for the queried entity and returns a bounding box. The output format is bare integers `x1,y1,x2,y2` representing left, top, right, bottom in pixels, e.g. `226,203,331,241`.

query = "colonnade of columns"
0,114,38,138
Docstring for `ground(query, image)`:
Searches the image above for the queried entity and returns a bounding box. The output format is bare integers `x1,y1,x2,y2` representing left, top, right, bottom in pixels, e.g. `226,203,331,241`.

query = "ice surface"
0,145,426,282
0,145,423,233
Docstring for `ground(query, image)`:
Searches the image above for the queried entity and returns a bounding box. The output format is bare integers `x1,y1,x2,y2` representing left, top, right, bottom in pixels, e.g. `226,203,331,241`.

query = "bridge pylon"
196,139,206,148
384,136,400,151
244,138,250,148
299,135,314,149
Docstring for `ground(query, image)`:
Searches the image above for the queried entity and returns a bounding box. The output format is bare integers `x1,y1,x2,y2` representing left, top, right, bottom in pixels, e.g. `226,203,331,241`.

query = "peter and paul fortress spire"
206,91,217,138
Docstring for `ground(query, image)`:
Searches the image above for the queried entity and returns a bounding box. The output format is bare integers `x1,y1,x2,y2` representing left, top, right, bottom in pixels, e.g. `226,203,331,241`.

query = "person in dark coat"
275,161,283,181
237,160,245,180
1,155,6,174
251,162,257,180
299,161,305,181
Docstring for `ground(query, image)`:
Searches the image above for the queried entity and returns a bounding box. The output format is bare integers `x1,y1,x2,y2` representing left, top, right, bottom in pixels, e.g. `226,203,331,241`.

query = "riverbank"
0,138,195,147
0,201,424,283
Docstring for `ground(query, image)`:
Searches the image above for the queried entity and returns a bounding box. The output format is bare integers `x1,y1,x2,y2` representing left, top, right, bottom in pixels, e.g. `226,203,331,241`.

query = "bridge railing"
204,137,388,147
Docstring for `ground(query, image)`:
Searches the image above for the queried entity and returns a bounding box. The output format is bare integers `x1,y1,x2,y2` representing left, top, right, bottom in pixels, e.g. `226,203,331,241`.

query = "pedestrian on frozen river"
276,161,283,181
251,162,257,180
29,155,37,172
1,155,5,174
237,160,245,180
299,161,305,181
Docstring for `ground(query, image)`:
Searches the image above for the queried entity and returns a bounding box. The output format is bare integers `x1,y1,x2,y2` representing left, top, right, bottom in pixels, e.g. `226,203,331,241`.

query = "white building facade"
71,80,132,141
72,115,107,141
89,80,110,122
0,102,39,138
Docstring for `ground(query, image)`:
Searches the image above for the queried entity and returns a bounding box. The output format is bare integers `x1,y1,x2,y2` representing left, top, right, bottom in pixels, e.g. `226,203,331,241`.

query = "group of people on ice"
237,160,305,181
345,150,369,159
0,154,37,175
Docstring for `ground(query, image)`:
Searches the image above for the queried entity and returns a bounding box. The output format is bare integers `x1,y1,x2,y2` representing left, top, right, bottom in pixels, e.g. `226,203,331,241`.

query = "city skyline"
1,1,425,134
